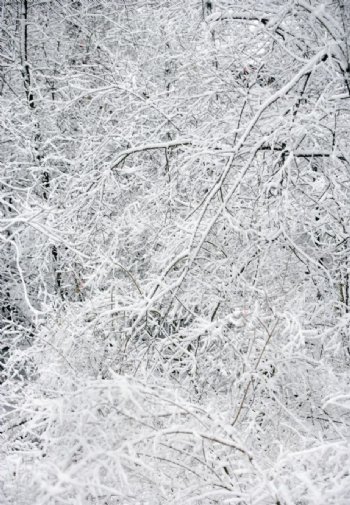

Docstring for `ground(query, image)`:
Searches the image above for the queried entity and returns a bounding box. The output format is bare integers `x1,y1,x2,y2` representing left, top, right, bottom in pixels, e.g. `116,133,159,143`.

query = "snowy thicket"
1,1,350,503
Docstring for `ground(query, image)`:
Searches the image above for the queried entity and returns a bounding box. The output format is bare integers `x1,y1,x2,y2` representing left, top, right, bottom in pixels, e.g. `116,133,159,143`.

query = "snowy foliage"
1,0,350,503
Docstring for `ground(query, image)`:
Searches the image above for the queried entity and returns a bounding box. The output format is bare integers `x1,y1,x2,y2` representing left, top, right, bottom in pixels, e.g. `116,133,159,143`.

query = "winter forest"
1,0,350,503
